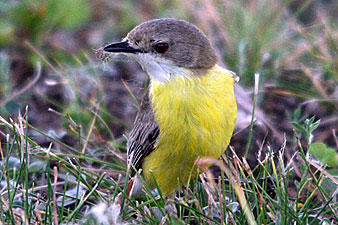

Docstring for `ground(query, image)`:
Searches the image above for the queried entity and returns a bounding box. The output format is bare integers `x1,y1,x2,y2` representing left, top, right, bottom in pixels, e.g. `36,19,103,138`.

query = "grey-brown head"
104,18,217,82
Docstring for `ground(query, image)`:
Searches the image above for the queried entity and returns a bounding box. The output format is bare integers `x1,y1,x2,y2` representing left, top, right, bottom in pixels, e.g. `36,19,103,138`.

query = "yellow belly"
142,65,237,196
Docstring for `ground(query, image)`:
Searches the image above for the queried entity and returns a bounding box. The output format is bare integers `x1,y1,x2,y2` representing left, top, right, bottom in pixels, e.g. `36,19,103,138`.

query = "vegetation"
0,0,337,224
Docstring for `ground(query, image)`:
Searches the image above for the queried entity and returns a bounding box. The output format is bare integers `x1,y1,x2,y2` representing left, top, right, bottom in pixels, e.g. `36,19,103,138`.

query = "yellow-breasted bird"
103,18,238,197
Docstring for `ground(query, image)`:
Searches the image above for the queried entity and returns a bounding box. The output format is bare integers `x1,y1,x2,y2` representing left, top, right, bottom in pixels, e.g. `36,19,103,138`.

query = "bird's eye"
154,42,169,53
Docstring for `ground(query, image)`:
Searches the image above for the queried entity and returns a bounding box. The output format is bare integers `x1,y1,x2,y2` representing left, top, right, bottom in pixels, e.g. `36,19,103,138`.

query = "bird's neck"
149,64,235,96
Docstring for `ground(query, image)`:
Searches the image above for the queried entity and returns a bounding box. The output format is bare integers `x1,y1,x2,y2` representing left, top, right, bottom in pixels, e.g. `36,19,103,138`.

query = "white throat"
131,53,193,83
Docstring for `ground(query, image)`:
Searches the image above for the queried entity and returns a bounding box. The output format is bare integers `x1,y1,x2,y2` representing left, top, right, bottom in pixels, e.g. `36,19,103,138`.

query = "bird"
103,18,238,197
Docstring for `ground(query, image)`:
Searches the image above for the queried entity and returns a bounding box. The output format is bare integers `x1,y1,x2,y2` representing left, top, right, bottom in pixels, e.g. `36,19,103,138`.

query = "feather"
127,91,159,177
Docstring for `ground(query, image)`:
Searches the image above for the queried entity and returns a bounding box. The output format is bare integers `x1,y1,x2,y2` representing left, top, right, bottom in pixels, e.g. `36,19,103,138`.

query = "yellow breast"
142,65,237,196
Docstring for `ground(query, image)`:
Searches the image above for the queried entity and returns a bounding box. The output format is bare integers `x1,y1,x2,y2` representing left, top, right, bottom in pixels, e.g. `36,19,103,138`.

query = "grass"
0,111,337,224
0,0,337,224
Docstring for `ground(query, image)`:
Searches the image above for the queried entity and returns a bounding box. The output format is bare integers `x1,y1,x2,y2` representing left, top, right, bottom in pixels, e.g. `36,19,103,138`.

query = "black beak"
103,40,142,53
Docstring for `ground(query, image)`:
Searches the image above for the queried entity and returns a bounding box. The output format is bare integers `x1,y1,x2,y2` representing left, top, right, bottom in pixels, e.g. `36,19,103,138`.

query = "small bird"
103,18,237,197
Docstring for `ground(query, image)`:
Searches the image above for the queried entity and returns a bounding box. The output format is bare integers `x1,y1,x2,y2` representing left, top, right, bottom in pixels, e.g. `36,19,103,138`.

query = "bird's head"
103,18,217,82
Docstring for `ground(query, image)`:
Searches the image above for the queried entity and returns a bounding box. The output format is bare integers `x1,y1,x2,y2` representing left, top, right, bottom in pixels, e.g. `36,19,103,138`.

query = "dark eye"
154,42,169,53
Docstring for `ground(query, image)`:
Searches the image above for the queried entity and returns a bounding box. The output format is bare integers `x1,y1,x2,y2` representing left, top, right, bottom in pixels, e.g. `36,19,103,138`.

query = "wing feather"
127,91,159,177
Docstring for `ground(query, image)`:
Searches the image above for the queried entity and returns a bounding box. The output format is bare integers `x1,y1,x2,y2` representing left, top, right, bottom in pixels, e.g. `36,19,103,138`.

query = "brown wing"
127,91,159,177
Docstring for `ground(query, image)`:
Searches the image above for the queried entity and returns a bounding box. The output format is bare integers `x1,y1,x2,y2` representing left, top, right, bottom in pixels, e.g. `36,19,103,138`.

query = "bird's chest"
150,75,235,158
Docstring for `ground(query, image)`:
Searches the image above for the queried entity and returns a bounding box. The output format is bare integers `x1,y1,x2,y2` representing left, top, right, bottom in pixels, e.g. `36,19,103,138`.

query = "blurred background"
0,0,337,176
